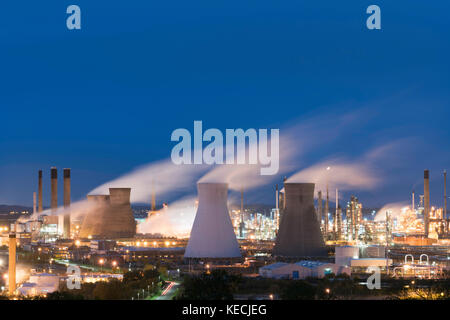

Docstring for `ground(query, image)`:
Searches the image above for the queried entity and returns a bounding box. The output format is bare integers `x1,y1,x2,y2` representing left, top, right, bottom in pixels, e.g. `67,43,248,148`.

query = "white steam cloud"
89,159,207,203
374,201,410,222
137,197,197,238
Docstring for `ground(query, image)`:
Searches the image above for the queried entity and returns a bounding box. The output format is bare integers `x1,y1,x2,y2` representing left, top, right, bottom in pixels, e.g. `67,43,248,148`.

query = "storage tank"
184,183,241,258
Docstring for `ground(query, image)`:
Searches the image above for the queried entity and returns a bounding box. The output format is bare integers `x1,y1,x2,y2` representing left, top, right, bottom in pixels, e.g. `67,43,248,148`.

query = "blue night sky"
0,1,449,207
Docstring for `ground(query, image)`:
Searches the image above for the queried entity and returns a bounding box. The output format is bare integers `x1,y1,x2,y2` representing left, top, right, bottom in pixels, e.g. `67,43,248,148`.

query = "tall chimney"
317,191,322,225
424,170,430,237
325,184,329,238
51,167,58,213
239,187,245,238
335,189,339,238
38,170,43,212
275,184,279,210
444,170,447,232
151,180,156,211
33,192,37,215
8,233,16,295
63,168,71,238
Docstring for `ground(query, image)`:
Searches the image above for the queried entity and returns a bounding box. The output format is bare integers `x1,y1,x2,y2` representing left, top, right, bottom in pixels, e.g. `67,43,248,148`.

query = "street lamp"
99,258,105,272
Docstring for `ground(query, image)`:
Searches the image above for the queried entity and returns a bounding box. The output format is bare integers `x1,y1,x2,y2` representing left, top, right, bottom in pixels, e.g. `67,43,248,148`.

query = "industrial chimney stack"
63,168,71,238
51,167,58,213
38,170,43,212
424,169,430,237
8,233,16,295
317,191,322,224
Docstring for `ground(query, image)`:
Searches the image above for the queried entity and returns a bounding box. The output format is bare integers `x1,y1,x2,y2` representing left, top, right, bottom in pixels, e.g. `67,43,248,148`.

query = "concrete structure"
273,183,326,257
9,233,16,295
80,188,136,239
424,169,430,237
350,258,392,269
51,167,57,213
38,170,43,212
259,261,350,279
184,183,241,258
335,245,390,272
63,168,71,238
335,245,359,267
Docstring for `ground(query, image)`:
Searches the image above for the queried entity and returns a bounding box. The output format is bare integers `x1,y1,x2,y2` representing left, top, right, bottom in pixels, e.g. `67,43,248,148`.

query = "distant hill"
0,205,32,215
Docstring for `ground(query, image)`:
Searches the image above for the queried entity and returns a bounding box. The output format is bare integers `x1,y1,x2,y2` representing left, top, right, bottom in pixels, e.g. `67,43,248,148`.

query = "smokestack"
444,170,447,220
51,167,57,213
424,169,430,237
38,170,43,212
184,183,241,258
273,183,326,257
325,184,329,238
63,168,71,238
335,188,338,238
151,180,156,211
275,184,279,210
317,191,322,225
8,233,16,295
239,187,245,238
33,192,37,215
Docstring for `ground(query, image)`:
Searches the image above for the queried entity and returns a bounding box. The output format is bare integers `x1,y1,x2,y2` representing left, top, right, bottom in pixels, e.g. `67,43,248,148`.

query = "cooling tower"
80,188,136,239
184,183,241,258
273,183,327,257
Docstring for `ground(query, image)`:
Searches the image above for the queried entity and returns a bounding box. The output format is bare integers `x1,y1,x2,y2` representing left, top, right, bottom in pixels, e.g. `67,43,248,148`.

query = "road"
154,281,180,300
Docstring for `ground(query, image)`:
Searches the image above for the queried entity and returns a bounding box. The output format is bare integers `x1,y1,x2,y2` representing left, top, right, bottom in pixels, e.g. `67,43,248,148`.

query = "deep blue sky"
0,1,449,207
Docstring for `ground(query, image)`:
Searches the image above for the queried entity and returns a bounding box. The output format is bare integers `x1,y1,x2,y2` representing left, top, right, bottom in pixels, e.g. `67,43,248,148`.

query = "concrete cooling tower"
80,188,136,239
184,183,241,258
273,183,326,257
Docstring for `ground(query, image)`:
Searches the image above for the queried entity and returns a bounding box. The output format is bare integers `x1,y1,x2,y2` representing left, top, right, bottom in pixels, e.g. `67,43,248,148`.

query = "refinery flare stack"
184,183,241,259
273,183,327,257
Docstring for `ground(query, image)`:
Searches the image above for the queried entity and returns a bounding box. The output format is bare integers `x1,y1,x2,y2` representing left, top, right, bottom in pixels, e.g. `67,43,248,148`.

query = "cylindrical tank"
184,183,241,258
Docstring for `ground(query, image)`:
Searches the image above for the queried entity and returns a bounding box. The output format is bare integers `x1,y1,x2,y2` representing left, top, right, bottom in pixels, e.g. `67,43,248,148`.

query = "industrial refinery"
1,0,450,309
0,165,449,301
